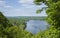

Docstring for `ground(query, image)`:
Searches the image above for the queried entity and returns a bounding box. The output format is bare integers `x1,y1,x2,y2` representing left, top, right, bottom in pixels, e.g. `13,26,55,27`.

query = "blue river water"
26,20,49,34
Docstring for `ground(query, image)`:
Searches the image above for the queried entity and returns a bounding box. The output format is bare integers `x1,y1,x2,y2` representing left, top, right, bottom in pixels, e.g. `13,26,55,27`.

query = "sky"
0,0,47,16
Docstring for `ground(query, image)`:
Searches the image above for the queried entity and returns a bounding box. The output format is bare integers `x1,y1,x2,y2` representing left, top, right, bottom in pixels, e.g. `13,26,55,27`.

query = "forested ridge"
0,12,33,38
0,0,60,38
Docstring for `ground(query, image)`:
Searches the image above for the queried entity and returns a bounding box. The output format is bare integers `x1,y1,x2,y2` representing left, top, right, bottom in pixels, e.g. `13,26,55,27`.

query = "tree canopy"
33,0,60,38
34,0,60,28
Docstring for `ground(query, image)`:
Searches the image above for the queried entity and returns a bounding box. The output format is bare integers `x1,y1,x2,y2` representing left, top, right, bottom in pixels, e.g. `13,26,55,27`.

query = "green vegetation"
0,12,46,38
33,0,60,38
0,12,33,38
0,0,60,38
0,12,18,38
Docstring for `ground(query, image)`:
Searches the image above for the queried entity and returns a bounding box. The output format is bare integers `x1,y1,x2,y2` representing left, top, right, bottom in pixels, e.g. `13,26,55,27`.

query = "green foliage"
1,0,60,37
46,1,60,28
0,12,12,28
0,12,33,38
32,26,60,38
0,12,19,38
36,9,43,13
34,0,60,38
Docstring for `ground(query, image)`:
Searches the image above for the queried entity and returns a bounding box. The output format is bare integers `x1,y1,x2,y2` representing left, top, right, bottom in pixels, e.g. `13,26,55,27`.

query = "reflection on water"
26,20,49,34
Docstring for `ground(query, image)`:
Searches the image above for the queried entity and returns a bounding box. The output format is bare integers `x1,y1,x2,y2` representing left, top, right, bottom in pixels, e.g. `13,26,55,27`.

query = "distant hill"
7,16,47,20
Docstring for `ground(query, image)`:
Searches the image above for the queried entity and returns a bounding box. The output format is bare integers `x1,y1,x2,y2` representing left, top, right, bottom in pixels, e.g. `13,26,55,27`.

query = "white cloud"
3,6,47,16
18,0,34,6
18,0,36,8
18,0,33,4
0,0,12,8
4,5,12,8
0,0,6,7
18,0,47,8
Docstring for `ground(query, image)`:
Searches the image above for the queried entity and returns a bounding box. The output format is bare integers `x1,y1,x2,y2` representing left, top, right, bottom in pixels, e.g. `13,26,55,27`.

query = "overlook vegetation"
34,0,60,38
0,0,60,38
0,12,47,38
0,12,33,38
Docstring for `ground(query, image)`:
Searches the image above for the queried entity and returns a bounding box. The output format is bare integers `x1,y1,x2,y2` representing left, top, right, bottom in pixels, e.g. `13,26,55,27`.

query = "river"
26,20,49,34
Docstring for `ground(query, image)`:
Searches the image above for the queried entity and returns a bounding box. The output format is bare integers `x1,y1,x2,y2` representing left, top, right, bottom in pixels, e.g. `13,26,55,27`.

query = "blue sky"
0,0,47,16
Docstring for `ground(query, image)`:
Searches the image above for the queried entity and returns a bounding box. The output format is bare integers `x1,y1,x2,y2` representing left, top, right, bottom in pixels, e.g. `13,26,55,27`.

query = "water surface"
26,20,49,34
